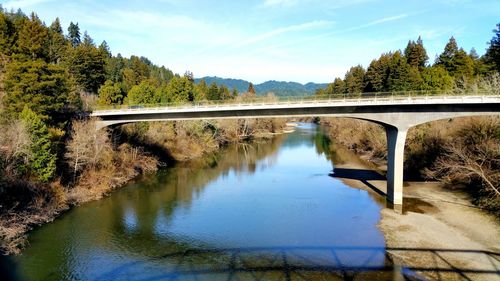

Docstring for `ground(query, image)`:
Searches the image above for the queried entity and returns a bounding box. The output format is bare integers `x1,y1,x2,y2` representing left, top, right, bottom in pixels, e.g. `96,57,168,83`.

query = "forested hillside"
195,76,327,96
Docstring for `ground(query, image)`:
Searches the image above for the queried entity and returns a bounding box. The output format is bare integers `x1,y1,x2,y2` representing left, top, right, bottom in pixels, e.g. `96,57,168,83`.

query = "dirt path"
331,150,500,281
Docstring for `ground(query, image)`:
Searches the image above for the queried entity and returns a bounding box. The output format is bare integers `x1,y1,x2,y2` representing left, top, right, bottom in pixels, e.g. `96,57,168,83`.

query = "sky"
1,0,499,83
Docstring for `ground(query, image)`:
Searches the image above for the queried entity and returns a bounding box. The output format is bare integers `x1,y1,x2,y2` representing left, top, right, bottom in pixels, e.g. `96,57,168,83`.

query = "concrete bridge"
91,94,500,206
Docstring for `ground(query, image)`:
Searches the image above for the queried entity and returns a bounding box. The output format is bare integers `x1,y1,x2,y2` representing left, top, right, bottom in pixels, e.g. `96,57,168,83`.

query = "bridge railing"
92,90,499,112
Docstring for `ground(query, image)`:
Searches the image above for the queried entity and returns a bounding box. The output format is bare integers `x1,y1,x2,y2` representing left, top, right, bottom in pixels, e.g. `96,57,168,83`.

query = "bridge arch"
91,95,500,207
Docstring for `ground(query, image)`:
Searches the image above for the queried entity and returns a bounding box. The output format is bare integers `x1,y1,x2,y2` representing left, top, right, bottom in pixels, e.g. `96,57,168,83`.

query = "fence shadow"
93,246,500,281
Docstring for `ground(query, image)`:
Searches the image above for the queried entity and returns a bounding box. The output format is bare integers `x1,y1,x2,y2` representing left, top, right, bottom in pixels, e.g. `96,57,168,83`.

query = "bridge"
91,93,500,207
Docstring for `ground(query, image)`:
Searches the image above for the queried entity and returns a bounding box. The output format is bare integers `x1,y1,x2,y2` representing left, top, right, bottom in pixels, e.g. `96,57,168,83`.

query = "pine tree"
404,36,428,70
421,66,454,91
97,80,123,105
436,37,474,78
126,81,158,105
4,59,69,123
20,107,56,182
332,78,346,94
17,12,48,60
484,23,500,72
66,42,106,93
344,65,365,93
0,11,16,55
247,82,256,95
207,82,220,100
166,76,194,103
48,17,66,64
67,22,80,47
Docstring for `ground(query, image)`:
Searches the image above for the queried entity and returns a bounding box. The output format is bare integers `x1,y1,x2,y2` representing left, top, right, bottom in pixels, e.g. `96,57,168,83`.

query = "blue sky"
1,0,499,83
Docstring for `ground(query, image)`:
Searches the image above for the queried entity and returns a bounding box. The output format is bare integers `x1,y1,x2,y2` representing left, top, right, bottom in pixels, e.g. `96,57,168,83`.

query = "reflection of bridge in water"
94,245,500,281
92,93,500,207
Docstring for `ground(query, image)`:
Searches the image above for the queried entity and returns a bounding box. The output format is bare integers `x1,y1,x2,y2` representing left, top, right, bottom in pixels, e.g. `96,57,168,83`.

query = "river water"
6,123,409,280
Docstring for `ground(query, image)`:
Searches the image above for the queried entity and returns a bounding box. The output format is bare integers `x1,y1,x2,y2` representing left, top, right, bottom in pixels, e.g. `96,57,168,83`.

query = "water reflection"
6,123,423,280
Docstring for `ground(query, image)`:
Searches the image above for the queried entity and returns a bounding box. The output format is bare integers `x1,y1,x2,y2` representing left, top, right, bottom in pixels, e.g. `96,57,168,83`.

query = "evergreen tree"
436,37,474,78
82,31,94,46
364,54,391,92
166,76,194,103
332,78,346,94
207,82,220,100
247,82,256,95
194,79,208,101
17,12,48,60
48,17,66,64
98,40,111,58
126,81,158,105
421,66,454,91
344,65,365,93
67,22,80,47
4,60,69,123
404,36,428,70
66,42,106,93
20,107,56,182
0,11,16,55
97,80,123,105
484,23,500,72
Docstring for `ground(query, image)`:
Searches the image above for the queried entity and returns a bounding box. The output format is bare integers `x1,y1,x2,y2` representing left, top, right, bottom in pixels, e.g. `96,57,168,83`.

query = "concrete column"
385,126,407,205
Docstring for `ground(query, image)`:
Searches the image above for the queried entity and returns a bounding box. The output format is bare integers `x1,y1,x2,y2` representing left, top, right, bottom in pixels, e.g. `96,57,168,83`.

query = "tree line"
317,27,500,95
0,8,246,183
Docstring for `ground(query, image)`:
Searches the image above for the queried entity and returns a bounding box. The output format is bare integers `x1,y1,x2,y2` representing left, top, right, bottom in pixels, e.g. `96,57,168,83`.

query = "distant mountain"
194,76,328,97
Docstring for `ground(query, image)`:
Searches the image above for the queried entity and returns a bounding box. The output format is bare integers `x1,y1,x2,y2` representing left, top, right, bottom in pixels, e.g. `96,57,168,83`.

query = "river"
5,123,411,280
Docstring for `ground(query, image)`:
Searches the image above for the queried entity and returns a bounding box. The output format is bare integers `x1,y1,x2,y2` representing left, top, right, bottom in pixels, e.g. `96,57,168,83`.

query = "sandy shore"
332,149,500,281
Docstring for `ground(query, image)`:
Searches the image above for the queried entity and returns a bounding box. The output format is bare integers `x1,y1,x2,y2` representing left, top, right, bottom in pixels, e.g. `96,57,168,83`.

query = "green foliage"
126,81,159,105
166,76,194,103
207,82,220,100
484,23,500,72
0,12,16,55
16,13,48,60
3,59,69,123
344,65,365,93
436,37,474,78
65,41,106,93
20,107,56,182
98,80,123,105
48,18,66,64
421,66,454,90
67,22,80,47
404,36,428,70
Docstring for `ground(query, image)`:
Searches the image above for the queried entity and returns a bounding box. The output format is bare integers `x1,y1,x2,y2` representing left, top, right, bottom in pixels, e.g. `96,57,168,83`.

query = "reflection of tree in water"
99,135,287,243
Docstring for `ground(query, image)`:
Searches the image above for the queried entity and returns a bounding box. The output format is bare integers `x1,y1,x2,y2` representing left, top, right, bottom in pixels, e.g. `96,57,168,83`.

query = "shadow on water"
330,168,387,197
90,247,499,281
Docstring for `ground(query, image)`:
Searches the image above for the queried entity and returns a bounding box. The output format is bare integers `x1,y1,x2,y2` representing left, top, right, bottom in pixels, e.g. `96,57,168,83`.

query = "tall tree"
166,76,194,103
484,23,500,72
126,81,158,105
247,82,256,95
97,80,123,105
20,107,56,182
344,65,365,93
48,17,66,64
404,36,428,70
67,22,80,47
436,37,474,78
207,82,220,100
3,60,69,123
16,12,48,60
66,42,106,93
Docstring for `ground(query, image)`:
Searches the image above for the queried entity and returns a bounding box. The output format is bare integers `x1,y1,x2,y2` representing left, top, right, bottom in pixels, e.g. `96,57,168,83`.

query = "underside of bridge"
92,100,500,207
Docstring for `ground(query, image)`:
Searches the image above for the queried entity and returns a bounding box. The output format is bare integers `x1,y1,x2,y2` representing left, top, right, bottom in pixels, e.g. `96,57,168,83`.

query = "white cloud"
232,20,333,48
1,0,53,9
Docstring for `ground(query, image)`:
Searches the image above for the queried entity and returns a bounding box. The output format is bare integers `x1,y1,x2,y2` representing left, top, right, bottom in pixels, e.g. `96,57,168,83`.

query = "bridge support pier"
385,125,407,206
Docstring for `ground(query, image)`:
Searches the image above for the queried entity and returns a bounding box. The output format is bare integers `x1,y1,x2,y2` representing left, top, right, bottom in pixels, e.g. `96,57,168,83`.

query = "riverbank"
0,119,294,255
330,145,500,281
